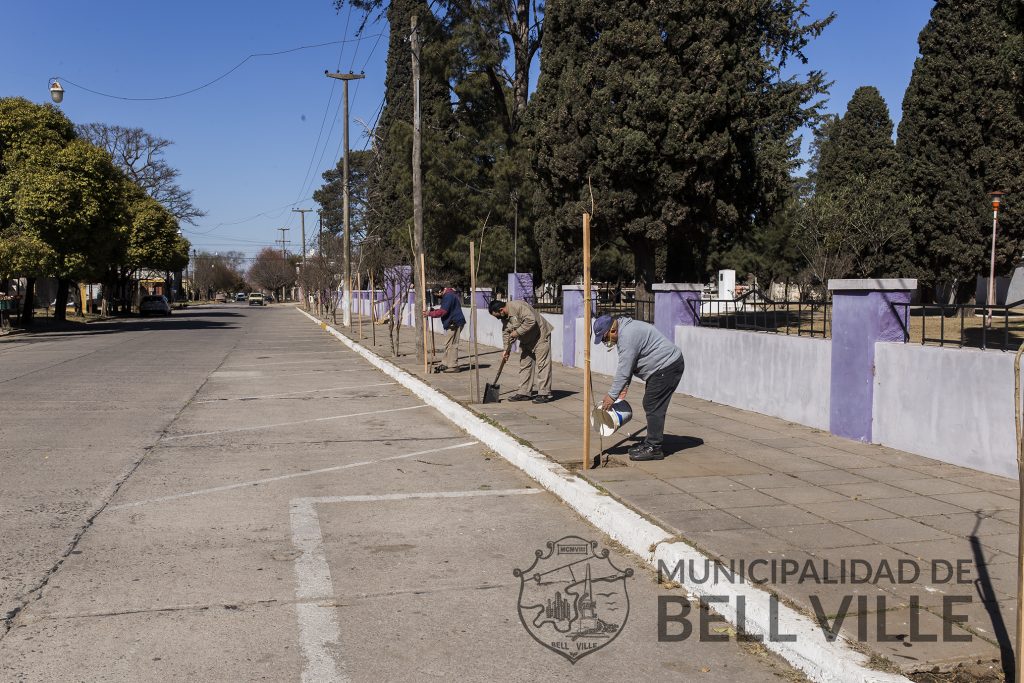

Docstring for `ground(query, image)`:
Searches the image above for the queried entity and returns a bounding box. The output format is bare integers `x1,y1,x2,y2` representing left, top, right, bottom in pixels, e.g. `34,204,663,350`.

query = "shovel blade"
482,383,500,403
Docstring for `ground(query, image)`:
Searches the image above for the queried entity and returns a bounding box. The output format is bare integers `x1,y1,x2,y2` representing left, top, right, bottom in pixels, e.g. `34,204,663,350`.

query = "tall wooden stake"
357,272,363,341
420,252,429,375
370,272,376,347
471,241,480,403
583,212,592,471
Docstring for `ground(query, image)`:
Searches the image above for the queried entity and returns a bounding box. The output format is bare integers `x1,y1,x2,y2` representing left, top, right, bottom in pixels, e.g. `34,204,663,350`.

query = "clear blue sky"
1,0,933,259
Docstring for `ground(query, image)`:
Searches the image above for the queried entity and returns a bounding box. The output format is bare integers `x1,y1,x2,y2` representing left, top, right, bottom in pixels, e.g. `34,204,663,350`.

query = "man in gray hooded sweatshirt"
593,315,685,461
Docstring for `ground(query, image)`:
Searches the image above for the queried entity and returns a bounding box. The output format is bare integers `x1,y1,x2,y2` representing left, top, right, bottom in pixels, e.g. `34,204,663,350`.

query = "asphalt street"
0,305,798,681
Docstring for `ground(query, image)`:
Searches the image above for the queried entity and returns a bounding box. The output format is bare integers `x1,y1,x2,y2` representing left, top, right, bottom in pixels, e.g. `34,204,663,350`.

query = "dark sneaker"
433,364,448,373
532,394,553,404
508,394,533,402
627,441,650,455
443,367,461,373
629,444,664,461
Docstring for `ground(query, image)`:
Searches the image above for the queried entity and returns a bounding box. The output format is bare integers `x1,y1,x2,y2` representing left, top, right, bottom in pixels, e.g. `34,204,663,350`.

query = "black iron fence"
890,300,1024,351
691,292,832,339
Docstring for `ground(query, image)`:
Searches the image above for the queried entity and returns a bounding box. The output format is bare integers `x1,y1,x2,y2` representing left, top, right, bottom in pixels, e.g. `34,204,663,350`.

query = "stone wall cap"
652,283,704,292
828,278,918,291
562,285,597,291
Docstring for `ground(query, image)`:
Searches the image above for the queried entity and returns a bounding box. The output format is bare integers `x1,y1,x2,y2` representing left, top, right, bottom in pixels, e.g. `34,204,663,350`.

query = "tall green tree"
0,97,77,321
528,0,832,290
11,139,127,320
897,0,1024,295
807,86,911,278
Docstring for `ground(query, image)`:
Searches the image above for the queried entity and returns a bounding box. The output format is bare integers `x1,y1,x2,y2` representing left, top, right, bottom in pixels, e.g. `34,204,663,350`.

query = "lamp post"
48,79,64,103
987,191,1006,327
325,70,365,327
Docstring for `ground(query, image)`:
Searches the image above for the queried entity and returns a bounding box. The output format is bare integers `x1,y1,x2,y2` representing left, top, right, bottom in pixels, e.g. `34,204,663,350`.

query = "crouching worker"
488,299,554,403
593,315,684,461
424,287,466,372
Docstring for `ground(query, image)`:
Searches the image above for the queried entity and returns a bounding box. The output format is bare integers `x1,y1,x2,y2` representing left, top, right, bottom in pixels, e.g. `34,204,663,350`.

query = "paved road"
0,305,797,681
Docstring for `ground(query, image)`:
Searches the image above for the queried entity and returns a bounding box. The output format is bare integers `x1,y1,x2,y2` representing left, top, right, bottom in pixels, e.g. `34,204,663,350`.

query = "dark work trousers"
642,357,685,447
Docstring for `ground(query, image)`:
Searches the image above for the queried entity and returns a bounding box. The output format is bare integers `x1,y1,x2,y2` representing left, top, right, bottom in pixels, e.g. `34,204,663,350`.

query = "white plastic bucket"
590,400,633,437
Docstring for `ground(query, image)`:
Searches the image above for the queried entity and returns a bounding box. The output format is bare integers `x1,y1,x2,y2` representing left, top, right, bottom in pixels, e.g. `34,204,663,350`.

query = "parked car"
140,295,171,316
214,292,229,303
248,292,265,306
235,292,247,302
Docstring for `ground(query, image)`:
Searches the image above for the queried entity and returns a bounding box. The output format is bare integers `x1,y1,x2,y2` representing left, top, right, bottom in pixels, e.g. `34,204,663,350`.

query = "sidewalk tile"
728,504,826,528
689,489,785,509
869,496,970,518
911,512,1016,539
762,486,847,505
603,478,683,497
895,479,980,496
826,481,913,500
796,470,873,486
664,476,750,493
940,492,1018,512
849,466,929,483
843,518,952,544
765,523,876,549
729,473,805,489
796,500,898,523
655,509,752,534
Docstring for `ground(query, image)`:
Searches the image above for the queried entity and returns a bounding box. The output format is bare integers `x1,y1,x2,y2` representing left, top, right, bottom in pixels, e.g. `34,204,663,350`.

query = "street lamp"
48,79,64,103
986,191,1006,327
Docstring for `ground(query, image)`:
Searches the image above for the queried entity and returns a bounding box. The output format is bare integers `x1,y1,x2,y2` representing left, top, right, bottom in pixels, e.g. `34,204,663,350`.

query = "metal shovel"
483,344,510,403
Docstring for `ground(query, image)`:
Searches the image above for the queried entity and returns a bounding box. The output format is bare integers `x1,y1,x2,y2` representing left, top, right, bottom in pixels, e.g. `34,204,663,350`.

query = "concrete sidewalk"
328,310,1017,678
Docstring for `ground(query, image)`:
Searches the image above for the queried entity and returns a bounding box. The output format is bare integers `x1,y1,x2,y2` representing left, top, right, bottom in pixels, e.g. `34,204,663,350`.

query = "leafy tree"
528,0,833,292
77,123,205,224
248,247,297,299
897,0,1024,295
10,139,127,320
0,97,77,321
808,86,912,278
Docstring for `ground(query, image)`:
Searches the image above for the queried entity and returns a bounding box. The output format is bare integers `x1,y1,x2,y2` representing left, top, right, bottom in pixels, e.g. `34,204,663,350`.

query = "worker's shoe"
508,393,533,402
443,366,461,373
433,364,448,373
532,394,553,404
628,443,664,461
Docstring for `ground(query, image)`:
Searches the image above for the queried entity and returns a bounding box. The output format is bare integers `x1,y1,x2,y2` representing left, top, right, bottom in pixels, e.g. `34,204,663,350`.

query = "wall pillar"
653,284,702,341
828,278,916,442
508,272,535,304
562,285,597,368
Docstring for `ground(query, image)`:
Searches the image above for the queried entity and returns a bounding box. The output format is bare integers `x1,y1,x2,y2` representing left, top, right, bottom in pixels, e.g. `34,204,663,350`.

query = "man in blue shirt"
424,287,466,372
593,315,685,461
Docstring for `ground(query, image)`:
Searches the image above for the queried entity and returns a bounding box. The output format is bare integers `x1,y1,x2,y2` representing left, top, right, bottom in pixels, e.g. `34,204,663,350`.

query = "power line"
55,35,383,101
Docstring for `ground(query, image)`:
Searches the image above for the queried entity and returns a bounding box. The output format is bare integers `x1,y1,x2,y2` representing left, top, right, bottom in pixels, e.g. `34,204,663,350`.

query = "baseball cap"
592,315,614,344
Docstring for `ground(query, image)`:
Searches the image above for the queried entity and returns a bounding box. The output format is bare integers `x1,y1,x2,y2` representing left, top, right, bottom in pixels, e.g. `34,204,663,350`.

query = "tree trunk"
54,279,70,322
21,278,36,326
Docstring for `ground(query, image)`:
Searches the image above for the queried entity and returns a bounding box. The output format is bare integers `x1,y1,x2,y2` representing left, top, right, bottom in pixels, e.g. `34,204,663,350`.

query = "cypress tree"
810,86,911,278
528,0,832,289
897,0,1024,294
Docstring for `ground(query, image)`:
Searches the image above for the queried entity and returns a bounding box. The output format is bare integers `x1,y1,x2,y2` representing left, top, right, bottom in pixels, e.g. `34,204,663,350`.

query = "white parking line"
290,488,541,682
163,404,428,440
222,358,347,369
107,441,479,511
195,382,397,403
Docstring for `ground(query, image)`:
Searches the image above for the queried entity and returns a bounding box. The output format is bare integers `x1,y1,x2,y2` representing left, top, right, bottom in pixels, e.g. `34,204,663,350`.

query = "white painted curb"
298,308,908,683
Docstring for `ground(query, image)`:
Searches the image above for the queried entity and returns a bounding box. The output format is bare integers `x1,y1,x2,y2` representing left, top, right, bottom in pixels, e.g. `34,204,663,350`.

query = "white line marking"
108,441,478,511
163,404,427,440
208,369,371,381
290,488,539,682
222,358,347,368
195,382,397,403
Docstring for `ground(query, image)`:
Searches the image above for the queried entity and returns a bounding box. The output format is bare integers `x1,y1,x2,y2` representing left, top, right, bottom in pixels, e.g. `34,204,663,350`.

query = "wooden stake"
370,272,376,347
583,212,592,471
471,241,480,402
420,253,429,375
357,272,363,341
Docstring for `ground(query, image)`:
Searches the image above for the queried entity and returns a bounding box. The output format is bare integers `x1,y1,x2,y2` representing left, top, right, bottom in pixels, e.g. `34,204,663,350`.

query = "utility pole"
325,70,365,327
410,14,425,357
293,208,312,308
317,210,323,254
277,227,290,257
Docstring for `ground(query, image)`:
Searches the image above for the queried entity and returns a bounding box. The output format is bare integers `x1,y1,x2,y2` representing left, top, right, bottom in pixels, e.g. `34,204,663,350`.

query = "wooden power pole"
293,208,312,309
410,13,425,360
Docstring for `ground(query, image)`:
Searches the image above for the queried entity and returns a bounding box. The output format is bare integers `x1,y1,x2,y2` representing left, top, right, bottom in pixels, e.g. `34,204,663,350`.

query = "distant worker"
424,287,466,373
592,315,684,461
488,299,554,403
